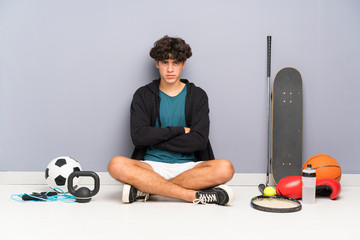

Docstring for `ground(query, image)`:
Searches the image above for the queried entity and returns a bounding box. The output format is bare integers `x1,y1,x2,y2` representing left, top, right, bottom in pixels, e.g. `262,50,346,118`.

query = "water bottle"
302,164,316,204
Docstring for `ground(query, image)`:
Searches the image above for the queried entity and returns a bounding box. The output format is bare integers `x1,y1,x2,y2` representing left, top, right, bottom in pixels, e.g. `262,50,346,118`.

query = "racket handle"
267,36,271,78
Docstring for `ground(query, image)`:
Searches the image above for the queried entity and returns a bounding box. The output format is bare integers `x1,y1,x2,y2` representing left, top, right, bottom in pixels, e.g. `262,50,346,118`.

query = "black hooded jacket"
130,79,214,161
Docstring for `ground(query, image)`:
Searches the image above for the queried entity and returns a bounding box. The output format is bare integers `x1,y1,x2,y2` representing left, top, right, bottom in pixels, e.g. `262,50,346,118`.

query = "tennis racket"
258,35,272,194
251,195,302,213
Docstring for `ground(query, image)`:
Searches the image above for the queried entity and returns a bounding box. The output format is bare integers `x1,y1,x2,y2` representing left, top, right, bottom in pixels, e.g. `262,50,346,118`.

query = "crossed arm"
130,90,210,153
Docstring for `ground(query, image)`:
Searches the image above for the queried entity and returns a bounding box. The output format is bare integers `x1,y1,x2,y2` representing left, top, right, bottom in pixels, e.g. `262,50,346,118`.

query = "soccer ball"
45,156,82,192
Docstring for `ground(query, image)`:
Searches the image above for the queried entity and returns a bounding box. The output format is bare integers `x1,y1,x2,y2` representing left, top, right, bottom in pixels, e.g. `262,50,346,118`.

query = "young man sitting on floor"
108,36,235,205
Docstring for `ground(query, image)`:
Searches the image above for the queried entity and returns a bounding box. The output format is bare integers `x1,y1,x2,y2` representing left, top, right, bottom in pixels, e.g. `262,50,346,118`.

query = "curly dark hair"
149,36,192,62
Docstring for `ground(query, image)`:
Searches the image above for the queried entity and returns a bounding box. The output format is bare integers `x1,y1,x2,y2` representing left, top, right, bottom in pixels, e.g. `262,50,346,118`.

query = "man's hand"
184,127,191,134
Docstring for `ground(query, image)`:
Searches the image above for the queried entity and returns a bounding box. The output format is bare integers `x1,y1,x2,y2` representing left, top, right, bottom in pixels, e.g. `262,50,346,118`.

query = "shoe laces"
193,193,217,205
136,190,150,202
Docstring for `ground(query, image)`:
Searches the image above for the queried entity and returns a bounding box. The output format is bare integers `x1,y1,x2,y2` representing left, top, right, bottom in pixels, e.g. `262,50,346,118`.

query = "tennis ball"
264,186,276,196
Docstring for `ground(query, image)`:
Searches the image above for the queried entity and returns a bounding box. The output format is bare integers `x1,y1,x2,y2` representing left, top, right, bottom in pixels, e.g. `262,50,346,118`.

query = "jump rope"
11,187,76,203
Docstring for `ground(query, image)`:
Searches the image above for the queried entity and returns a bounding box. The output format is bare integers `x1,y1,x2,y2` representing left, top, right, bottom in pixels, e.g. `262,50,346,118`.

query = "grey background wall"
1,0,359,173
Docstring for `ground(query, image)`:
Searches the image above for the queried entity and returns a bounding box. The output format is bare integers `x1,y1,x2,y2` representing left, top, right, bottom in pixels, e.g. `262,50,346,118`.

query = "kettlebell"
68,171,100,203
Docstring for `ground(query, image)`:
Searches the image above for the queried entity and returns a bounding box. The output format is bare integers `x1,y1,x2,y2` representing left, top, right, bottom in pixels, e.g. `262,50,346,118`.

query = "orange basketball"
303,154,341,182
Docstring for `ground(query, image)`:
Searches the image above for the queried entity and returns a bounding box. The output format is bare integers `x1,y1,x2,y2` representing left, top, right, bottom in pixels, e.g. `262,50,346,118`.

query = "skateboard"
271,67,303,185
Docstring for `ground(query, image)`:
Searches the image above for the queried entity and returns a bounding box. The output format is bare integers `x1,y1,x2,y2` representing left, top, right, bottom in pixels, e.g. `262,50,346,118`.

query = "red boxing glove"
316,178,341,200
276,176,341,200
276,176,302,199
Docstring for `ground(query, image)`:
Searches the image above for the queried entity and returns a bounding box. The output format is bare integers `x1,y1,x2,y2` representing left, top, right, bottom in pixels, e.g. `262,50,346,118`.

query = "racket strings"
253,198,298,209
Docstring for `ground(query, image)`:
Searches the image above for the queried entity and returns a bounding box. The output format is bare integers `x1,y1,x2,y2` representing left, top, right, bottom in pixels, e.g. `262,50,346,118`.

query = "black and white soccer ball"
45,156,82,192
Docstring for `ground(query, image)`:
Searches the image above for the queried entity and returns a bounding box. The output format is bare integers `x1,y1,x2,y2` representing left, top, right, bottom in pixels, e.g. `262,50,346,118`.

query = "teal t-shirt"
144,85,196,163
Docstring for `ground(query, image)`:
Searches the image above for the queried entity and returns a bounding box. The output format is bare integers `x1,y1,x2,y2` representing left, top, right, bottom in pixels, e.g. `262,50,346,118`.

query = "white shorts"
143,160,203,180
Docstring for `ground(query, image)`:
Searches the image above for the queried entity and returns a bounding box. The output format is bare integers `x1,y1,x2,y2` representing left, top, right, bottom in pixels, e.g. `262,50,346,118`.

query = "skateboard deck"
271,67,303,185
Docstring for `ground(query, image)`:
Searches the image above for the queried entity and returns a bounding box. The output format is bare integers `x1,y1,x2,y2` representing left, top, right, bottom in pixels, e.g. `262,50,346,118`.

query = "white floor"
0,183,359,240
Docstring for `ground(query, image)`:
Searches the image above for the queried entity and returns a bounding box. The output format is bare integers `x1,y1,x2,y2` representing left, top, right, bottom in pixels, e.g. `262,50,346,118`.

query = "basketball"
303,154,341,181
